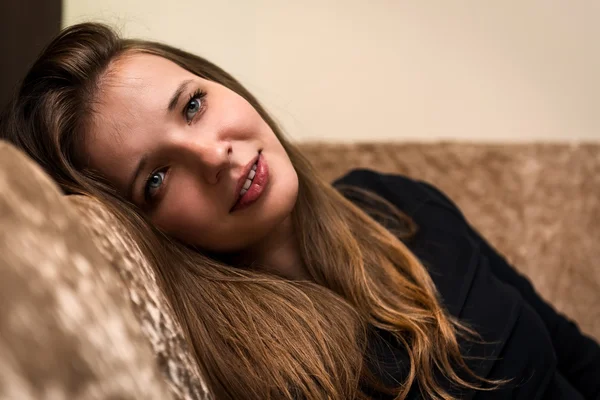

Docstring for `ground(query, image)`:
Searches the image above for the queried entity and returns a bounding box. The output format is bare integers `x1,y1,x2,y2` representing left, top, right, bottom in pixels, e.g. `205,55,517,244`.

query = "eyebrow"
167,79,193,112
127,154,148,201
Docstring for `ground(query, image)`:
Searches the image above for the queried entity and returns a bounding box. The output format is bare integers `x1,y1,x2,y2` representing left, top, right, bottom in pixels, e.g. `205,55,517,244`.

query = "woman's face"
83,53,298,253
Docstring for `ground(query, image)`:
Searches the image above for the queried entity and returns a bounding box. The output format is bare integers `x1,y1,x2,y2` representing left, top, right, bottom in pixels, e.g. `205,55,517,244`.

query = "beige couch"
1,140,598,399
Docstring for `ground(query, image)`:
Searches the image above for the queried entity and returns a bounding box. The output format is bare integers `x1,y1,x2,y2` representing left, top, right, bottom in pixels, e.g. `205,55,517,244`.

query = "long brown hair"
1,23,501,399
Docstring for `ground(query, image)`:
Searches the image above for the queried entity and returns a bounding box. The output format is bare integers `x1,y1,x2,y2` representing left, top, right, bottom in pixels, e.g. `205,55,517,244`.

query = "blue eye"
144,169,166,202
184,90,207,123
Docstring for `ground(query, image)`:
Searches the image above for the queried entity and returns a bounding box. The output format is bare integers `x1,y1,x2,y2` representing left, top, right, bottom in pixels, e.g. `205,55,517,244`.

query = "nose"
182,138,232,184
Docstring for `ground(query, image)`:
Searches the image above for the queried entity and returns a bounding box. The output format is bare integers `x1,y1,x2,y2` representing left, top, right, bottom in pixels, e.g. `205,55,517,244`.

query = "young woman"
1,23,598,400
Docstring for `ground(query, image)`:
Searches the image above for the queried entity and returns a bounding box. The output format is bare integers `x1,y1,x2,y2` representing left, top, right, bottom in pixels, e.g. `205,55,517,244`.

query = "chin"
243,166,299,246
266,167,298,216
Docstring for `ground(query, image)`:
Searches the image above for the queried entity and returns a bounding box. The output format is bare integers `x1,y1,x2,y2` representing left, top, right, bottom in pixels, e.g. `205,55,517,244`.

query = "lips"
230,152,269,212
232,152,260,206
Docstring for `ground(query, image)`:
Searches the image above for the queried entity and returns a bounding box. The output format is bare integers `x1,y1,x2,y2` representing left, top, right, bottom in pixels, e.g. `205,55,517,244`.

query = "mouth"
230,151,269,212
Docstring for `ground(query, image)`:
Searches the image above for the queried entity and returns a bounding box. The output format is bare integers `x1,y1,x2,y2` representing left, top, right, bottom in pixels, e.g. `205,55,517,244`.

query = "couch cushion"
0,142,173,399
67,195,210,400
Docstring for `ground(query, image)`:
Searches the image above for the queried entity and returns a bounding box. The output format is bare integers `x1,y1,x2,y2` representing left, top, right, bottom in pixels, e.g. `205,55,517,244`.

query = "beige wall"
63,1,600,142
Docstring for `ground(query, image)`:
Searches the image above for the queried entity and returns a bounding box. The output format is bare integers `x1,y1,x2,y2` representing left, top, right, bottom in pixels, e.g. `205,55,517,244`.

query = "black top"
333,169,600,400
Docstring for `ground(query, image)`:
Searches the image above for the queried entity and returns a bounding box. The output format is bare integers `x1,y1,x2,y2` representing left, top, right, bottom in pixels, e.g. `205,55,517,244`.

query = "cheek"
219,96,266,137
152,185,219,241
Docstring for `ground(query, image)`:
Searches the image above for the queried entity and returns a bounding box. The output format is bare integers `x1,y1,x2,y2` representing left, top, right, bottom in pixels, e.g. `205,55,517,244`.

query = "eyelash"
143,167,169,205
183,89,208,125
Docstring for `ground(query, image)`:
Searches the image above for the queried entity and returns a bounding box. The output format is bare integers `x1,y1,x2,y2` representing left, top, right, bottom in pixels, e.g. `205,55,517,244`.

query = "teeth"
238,162,258,198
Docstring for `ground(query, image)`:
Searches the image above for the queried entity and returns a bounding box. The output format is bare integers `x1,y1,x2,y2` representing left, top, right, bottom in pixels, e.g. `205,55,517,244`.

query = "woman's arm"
417,180,600,400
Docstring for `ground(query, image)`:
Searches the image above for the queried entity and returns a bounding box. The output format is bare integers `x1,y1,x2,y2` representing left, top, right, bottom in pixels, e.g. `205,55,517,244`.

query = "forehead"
108,52,190,87
93,52,196,132
98,53,193,112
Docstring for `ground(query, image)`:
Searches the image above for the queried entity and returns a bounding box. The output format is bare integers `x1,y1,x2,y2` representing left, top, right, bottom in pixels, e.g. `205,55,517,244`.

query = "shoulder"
333,168,479,316
332,168,427,211
332,168,466,225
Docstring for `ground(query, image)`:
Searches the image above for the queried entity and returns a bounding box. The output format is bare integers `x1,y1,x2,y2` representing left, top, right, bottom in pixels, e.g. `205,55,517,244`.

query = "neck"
244,216,311,281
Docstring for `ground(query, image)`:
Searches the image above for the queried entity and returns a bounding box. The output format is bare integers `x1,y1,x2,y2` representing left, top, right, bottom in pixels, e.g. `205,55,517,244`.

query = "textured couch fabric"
67,195,209,400
0,143,174,400
0,140,598,399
